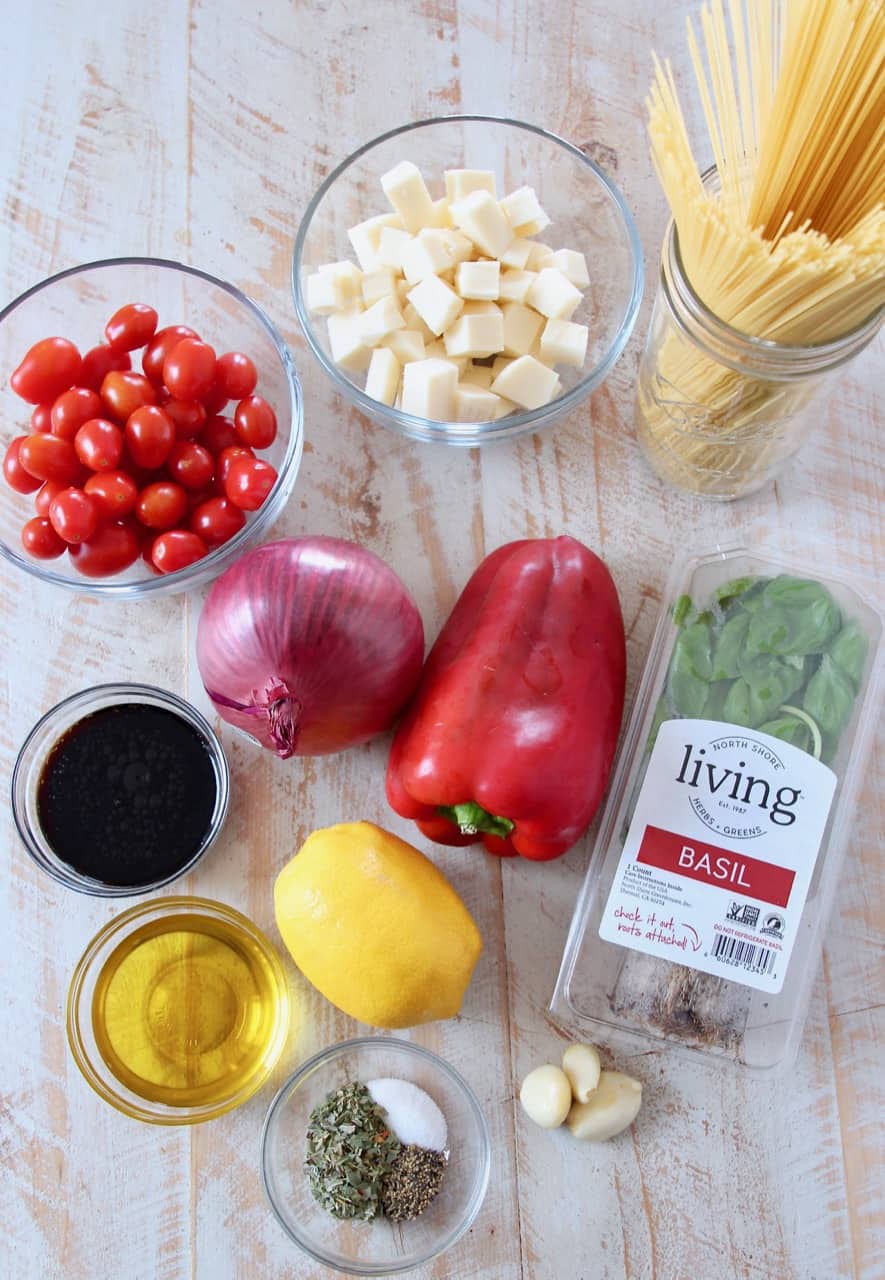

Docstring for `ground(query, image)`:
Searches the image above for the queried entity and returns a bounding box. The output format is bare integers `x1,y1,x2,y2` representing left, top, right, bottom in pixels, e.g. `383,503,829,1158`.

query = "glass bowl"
11,683,230,896
260,1037,491,1275
0,257,303,595
67,896,290,1124
292,115,643,445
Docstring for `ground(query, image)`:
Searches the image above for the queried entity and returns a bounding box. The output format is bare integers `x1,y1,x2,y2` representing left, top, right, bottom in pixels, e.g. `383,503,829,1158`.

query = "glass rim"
0,256,304,597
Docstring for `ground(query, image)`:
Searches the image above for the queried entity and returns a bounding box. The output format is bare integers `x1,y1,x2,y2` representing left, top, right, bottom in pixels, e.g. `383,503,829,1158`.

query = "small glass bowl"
260,1037,491,1275
0,257,303,596
292,115,643,445
67,896,290,1124
11,682,230,896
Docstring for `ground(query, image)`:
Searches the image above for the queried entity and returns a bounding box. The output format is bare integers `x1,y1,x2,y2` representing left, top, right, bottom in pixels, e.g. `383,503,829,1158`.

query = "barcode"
712,933,776,975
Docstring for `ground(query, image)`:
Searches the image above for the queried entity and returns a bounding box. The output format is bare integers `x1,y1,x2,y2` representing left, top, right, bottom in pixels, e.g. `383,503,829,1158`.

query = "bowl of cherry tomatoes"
0,258,303,595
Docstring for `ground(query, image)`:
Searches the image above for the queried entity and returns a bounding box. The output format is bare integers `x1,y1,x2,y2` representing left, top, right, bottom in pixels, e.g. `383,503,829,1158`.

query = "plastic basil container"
550,546,883,1073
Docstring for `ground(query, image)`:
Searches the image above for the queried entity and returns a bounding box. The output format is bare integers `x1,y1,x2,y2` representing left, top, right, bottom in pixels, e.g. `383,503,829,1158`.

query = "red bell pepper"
386,536,626,860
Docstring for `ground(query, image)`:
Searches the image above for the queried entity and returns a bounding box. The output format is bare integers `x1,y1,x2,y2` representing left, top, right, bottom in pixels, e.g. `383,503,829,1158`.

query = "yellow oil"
91,912,288,1108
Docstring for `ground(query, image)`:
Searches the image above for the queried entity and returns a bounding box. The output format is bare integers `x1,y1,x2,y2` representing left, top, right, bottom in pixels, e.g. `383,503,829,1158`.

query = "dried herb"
381,1145,447,1222
305,1082,401,1221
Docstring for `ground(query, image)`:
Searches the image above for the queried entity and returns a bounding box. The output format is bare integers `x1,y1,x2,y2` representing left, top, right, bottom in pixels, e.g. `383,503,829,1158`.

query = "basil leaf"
758,714,813,753
667,620,714,717
747,577,842,655
701,681,730,720
829,620,868,688
711,613,750,679
804,654,856,739
672,594,693,626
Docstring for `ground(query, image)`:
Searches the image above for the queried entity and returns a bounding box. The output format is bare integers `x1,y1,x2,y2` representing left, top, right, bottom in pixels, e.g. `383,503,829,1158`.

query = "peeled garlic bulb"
519,1064,572,1128
566,1070,642,1141
562,1042,601,1102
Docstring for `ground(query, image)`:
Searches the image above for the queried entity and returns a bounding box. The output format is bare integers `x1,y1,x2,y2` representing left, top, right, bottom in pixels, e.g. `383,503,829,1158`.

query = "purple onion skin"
196,537,425,757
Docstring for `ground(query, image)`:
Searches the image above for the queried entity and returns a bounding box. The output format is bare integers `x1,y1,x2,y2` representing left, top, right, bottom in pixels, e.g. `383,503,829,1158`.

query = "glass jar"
635,178,884,501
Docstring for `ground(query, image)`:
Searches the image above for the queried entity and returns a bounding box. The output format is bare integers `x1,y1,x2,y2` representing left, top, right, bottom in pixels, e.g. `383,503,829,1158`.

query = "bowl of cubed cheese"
292,116,643,445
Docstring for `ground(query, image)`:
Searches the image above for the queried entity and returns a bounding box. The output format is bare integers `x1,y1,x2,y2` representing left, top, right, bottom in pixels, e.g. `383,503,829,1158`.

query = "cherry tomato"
74,418,124,472
69,520,142,577
224,456,277,510
201,385,229,417
151,529,208,574
165,440,214,491
125,405,175,469
163,339,217,402
161,397,207,439
141,539,162,574
104,303,159,352
190,495,245,547
35,479,66,516
31,404,53,434
49,487,100,544
84,470,138,520
135,480,188,530
215,445,254,490
79,344,131,392
142,325,199,385
21,516,66,560
3,437,43,494
199,414,239,455
215,351,257,400
10,337,82,404
17,434,83,486
100,370,157,422
50,387,104,440
234,395,277,449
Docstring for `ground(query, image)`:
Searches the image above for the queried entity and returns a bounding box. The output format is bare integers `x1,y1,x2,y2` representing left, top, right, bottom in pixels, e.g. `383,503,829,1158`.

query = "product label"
598,719,837,993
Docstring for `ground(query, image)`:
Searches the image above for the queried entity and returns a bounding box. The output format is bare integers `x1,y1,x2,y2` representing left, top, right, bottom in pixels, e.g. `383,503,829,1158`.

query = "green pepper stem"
438,802,515,840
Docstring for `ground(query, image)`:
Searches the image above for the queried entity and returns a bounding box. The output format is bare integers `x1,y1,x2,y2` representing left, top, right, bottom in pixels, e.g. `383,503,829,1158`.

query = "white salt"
366,1077,448,1152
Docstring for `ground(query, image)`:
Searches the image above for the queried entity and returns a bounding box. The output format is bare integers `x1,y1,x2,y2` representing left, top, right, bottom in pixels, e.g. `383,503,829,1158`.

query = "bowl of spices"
11,683,229,895
66,896,291,1123
260,1037,490,1275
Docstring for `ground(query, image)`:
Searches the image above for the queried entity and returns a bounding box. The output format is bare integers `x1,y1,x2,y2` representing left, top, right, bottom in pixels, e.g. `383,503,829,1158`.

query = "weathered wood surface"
1,2,882,1278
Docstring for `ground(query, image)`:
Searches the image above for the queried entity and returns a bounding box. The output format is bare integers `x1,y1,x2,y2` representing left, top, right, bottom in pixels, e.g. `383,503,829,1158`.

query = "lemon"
274,821,482,1029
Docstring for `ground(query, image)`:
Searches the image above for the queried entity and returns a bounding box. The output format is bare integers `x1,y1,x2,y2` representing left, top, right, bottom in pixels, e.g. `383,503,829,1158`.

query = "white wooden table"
1,3,882,1278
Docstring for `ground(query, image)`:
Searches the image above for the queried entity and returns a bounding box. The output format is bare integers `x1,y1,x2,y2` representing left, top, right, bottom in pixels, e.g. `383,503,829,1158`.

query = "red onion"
197,537,424,757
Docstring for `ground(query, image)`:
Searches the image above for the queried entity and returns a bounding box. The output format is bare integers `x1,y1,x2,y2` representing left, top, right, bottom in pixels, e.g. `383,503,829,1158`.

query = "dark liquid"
37,703,218,887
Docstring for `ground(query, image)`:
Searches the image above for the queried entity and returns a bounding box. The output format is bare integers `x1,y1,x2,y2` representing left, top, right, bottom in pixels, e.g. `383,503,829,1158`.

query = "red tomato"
50,387,104,440
21,516,66,560
69,521,142,577
135,480,188,530
151,529,208,574
201,385,229,417
104,303,159,352
141,539,162,574
3,437,43,493
125,405,175,469
215,445,254,490
31,404,54,434
100,370,157,421
49,487,100,544
142,325,199,385
35,479,66,516
190,495,245,547
84,470,138,520
10,337,82,404
163,339,217,402
215,351,257,400
74,418,124,472
199,414,239,455
17,434,83,486
165,440,214,490
234,395,277,449
224,456,277,510
161,397,207,439
79,344,131,392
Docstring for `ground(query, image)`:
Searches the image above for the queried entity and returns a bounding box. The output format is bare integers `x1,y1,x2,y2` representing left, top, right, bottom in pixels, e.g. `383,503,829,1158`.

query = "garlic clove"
566,1070,642,1141
561,1042,602,1103
519,1064,572,1129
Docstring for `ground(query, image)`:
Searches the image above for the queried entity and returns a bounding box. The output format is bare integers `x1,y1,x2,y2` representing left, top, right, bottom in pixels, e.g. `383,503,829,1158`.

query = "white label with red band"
598,719,837,993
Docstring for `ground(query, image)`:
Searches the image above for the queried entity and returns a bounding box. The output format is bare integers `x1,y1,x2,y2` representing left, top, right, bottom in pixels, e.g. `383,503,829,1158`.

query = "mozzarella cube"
327,313,372,374
462,363,494,389
443,310,505,358
527,268,583,320
500,237,534,269
550,248,590,289
445,169,497,202
401,229,472,284
455,259,500,300
462,299,501,316
380,161,434,233
318,259,363,294
358,296,406,346
348,213,404,271
499,186,550,235
492,355,513,376
454,384,501,422
539,318,589,367
450,191,514,259
402,302,434,340
526,241,555,271
499,269,537,303
306,271,344,316
428,197,455,228
376,226,413,271
491,354,561,409
425,340,466,371
361,268,398,308
500,301,545,356
494,394,517,418
365,347,401,405
309,260,363,311
401,358,459,419
383,329,426,363
407,275,464,336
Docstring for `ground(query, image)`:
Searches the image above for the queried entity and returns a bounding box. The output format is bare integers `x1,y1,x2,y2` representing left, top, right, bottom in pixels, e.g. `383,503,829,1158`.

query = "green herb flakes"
305,1082,401,1221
